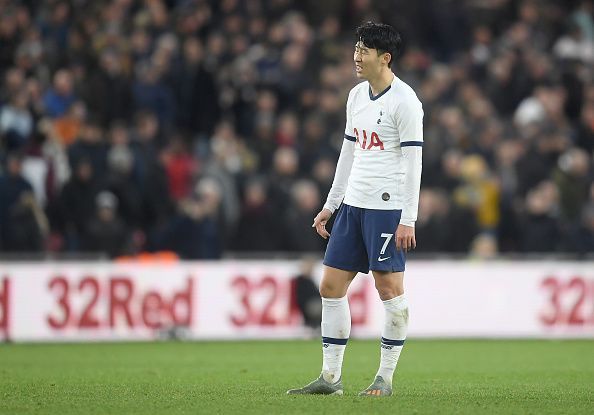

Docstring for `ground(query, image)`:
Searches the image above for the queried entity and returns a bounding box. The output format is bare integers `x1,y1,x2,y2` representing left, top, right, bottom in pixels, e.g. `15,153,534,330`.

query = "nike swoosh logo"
378,256,390,262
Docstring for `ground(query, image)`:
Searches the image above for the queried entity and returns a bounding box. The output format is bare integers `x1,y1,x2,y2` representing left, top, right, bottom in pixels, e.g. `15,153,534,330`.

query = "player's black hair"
355,22,402,68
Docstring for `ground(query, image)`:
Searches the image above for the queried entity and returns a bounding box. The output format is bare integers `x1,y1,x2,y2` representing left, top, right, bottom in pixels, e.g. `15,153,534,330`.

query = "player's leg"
319,266,357,383
359,209,408,396
287,205,367,395
287,266,356,395
358,270,407,396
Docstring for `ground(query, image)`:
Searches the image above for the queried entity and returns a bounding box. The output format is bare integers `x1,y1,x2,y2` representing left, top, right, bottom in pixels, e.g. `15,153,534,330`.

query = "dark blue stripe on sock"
322,337,348,345
381,337,405,346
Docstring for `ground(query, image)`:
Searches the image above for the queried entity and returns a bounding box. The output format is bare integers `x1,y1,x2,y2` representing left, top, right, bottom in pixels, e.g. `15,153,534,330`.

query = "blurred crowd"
0,0,593,259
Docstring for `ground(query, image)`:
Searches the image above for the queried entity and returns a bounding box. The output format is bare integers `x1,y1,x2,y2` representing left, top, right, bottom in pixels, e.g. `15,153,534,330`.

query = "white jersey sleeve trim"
323,139,355,213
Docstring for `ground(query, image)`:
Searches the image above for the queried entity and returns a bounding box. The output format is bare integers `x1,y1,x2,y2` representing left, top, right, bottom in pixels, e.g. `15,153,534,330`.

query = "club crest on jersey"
354,128,384,150
377,110,383,124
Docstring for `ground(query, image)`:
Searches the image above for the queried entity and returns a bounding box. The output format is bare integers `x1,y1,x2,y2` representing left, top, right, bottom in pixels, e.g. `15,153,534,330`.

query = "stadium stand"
0,0,592,258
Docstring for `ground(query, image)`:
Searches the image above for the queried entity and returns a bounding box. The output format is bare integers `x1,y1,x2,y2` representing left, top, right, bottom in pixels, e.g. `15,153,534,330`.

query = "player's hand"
396,224,416,251
312,208,332,239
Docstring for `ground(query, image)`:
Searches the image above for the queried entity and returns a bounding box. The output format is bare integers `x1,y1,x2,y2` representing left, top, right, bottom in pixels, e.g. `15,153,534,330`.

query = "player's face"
354,41,386,80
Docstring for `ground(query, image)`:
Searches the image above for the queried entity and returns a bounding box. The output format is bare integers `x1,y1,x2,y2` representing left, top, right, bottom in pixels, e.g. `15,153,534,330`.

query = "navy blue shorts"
323,204,406,274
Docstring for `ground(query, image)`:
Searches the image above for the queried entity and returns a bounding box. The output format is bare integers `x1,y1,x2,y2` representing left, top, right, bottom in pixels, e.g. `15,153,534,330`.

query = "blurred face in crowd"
148,1,168,28
131,29,150,55
312,158,334,184
195,179,222,216
53,69,73,96
277,112,298,138
5,68,24,94
354,41,390,80
12,89,28,109
244,180,267,208
559,148,590,178
207,33,226,57
303,115,324,142
320,16,340,38
256,90,277,112
98,205,116,222
282,44,306,71
6,155,23,176
81,123,102,143
526,187,552,215
68,101,87,120
109,123,129,146
51,2,69,24
136,113,158,141
76,161,93,182
273,147,298,176
100,51,122,76
291,180,319,212
183,37,203,64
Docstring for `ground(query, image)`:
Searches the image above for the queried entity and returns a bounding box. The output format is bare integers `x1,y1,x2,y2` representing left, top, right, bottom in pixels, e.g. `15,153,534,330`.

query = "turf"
0,340,593,414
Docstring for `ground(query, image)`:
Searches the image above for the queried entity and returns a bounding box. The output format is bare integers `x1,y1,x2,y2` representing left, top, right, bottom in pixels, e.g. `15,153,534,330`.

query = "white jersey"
324,75,424,226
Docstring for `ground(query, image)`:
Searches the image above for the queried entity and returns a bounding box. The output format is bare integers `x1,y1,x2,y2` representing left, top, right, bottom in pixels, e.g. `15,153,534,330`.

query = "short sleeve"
396,100,424,147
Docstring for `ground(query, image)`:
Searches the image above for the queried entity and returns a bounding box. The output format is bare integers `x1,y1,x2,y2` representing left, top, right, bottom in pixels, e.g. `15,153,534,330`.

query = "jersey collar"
368,83,392,101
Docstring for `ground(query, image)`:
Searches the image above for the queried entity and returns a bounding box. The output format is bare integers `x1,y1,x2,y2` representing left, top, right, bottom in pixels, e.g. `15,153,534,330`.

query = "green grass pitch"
1,340,593,414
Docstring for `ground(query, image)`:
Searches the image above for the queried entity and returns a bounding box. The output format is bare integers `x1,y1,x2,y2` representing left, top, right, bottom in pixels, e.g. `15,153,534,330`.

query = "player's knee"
319,282,334,298
319,281,343,298
374,281,404,301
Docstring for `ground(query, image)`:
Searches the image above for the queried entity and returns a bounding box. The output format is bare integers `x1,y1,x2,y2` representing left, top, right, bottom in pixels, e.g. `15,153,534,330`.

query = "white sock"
376,294,408,385
321,296,351,384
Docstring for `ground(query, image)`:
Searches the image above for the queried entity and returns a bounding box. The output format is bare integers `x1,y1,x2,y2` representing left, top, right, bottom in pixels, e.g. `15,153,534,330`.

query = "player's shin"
377,294,408,385
321,296,351,384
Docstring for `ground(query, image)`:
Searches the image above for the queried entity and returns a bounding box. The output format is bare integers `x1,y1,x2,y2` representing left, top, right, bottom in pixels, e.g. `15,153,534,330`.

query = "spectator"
293,257,322,331
232,178,282,252
285,179,325,252
57,158,97,250
68,117,107,179
82,50,133,127
154,179,223,259
0,153,49,251
82,191,131,258
269,146,300,213
42,69,76,118
553,147,591,223
132,62,175,128
521,182,560,252
0,89,32,150
173,37,220,136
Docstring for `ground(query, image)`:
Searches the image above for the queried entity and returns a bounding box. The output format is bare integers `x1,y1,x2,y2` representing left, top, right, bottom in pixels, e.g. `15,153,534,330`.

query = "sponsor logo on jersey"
354,128,384,150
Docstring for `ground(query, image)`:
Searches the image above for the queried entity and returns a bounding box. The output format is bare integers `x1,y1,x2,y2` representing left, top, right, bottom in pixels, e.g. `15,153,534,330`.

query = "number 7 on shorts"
380,233,393,255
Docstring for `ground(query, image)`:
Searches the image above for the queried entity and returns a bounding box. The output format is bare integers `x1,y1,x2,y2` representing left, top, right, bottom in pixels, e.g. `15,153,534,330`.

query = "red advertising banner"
0,277,9,340
0,261,593,342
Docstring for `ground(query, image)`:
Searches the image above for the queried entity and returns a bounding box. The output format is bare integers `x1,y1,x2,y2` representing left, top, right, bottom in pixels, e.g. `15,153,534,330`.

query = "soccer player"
287,22,423,397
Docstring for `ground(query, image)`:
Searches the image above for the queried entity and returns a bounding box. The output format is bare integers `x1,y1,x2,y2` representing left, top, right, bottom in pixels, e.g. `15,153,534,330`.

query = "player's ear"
382,51,392,66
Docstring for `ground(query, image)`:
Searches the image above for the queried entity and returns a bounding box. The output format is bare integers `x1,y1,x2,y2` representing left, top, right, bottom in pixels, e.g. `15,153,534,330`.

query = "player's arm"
395,100,424,251
313,92,356,239
313,137,355,239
